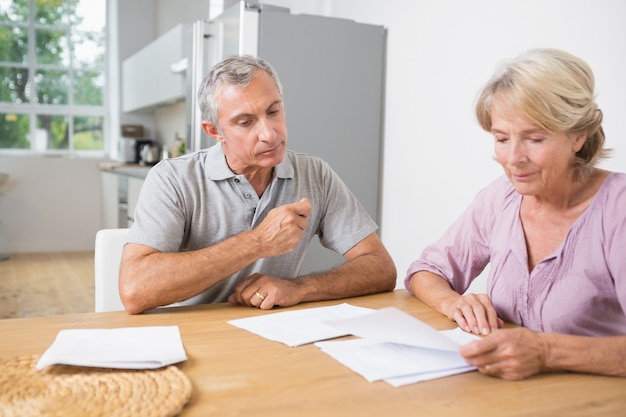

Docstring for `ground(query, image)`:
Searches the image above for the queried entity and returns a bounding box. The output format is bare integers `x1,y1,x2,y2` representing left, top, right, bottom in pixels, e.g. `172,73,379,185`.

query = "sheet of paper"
315,335,474,383
316,308,481,385
228,303,374,347
384,366,476,387
322,306,462,351
36,326,187,370
440,327,484,346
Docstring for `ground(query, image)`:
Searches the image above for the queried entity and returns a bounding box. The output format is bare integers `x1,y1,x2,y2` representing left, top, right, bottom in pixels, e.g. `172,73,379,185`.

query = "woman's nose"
509,140,527,164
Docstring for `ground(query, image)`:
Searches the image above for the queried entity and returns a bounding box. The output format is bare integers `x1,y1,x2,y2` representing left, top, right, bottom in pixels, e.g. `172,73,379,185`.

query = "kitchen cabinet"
127,176,144,227
100,171,119,229
99,164,149,228
122,24,189,113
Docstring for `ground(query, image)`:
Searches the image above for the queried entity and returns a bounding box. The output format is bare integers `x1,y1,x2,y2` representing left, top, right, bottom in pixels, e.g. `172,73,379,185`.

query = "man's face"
202,70,288,176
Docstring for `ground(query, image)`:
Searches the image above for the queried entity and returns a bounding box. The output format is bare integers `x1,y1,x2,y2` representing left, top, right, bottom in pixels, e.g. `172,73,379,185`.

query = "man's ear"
202,121,223,143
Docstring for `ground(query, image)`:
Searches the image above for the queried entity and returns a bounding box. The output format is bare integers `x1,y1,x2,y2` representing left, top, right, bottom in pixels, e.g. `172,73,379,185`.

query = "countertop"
97,161,152,179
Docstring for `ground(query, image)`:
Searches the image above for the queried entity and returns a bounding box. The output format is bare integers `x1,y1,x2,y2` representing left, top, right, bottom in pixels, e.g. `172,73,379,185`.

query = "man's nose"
257,118,278,143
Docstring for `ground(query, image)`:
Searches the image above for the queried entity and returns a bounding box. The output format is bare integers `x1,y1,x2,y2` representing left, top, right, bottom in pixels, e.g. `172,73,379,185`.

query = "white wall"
262,0,626,289
0,156,105,252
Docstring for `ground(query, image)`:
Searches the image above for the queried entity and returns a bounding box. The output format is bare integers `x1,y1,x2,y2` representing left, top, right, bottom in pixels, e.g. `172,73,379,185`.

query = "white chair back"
94,228,129,312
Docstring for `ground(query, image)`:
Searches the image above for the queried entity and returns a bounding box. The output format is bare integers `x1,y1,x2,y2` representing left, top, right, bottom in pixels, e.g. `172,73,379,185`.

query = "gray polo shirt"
128,142,377,304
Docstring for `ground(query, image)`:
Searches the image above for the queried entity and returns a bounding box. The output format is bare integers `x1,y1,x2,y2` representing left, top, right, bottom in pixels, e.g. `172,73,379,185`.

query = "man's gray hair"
197,55,284,128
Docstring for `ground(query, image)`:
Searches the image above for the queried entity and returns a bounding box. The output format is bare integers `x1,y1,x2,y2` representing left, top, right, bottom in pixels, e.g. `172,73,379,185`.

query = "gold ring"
254,292,265,301
485,364,492,375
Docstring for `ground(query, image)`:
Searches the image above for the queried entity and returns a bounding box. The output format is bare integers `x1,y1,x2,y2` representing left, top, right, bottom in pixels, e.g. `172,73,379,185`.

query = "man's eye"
238,120,251,127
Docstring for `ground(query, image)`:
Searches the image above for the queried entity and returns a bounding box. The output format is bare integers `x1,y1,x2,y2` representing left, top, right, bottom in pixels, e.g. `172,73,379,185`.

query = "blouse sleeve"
604,174,626,311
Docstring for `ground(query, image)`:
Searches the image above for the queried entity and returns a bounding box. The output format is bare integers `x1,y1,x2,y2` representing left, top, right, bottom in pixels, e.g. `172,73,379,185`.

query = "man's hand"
253,198,311,257
228,273,305,309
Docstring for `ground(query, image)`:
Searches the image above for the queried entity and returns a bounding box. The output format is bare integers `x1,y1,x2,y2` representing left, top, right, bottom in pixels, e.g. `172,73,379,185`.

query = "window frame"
0,0,108,157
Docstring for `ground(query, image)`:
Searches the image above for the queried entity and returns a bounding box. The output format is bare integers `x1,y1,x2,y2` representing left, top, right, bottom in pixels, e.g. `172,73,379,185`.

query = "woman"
405,48,626,380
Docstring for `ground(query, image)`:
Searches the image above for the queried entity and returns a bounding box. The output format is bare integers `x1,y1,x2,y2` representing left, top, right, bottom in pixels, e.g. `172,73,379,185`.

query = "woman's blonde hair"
475,48,610,179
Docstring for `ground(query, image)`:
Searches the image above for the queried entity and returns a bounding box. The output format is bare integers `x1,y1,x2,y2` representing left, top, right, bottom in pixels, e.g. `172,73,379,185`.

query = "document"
317,307,480,386
228,304,480,386
36,326,188,370
227,303,374,347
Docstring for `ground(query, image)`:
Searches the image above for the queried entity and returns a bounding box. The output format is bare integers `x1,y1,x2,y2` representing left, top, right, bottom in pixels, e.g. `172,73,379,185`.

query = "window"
0,0,106,154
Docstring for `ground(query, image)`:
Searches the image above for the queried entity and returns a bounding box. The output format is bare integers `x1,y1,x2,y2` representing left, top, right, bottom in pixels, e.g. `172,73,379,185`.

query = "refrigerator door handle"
170,57,188,74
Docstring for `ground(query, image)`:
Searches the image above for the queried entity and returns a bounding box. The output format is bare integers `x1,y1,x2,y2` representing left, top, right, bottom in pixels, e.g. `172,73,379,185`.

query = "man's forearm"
119,230,268,313
296,248,396,303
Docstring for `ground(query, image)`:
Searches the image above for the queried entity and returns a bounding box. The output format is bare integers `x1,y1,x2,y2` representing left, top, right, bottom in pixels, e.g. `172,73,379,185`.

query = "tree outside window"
0,0,106,153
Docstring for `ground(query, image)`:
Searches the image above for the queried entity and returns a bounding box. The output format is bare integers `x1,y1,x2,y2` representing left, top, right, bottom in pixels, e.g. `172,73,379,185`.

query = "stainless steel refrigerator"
185,1,386,274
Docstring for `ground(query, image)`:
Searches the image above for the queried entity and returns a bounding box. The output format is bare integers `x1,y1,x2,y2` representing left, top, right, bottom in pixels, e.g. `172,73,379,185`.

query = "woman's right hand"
443,293,503,335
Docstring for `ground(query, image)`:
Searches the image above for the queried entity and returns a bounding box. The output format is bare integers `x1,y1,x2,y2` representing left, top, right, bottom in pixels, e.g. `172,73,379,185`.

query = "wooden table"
1,290,624,416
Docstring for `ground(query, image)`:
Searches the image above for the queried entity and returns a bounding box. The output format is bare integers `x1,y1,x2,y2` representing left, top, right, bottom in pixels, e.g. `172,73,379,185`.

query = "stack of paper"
36,326,188,370
228,304,479,386
318,307,479,386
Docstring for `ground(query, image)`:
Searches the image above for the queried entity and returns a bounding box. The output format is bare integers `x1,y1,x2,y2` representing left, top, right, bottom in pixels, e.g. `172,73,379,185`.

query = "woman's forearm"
409,270,461,316
542,333,626,377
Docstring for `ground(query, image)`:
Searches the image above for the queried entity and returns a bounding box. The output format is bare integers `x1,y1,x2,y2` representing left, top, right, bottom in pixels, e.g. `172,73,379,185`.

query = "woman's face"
490,100,586,198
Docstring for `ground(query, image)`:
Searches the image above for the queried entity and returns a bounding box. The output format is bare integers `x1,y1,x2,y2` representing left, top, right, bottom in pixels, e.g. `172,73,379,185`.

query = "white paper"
384,366,476,387
227,303,374,347
322,306,461,351
315,336,474,382
36,326,187,370
317,308,481,385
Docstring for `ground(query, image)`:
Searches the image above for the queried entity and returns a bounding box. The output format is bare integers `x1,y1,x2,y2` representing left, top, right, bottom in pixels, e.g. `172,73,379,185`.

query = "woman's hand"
460,327,548,380
443,293,503,335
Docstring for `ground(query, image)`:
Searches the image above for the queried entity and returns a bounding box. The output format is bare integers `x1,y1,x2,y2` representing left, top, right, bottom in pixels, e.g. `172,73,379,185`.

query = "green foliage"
74,70,103,105
0,113,29,148
0,0,105,151
34,0,80,27
74,116,103,150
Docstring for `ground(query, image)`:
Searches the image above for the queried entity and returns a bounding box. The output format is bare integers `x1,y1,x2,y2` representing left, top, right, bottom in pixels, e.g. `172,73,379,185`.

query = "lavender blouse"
405,173,626,336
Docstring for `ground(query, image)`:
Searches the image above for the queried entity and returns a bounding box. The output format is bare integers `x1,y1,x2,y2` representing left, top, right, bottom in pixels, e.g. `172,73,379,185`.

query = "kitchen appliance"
118,138,153,163
183,1,386,274
121,124,144,138
139,142,161,165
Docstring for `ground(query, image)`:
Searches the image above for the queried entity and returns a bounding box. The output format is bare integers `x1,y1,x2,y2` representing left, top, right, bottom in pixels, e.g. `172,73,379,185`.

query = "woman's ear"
572,133,587,153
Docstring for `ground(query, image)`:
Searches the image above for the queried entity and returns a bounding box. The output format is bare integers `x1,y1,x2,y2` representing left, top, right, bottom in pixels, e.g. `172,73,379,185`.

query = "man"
119,55,396,314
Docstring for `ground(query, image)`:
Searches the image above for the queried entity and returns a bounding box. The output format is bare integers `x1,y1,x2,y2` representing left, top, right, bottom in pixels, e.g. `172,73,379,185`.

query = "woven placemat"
0,354,192,417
